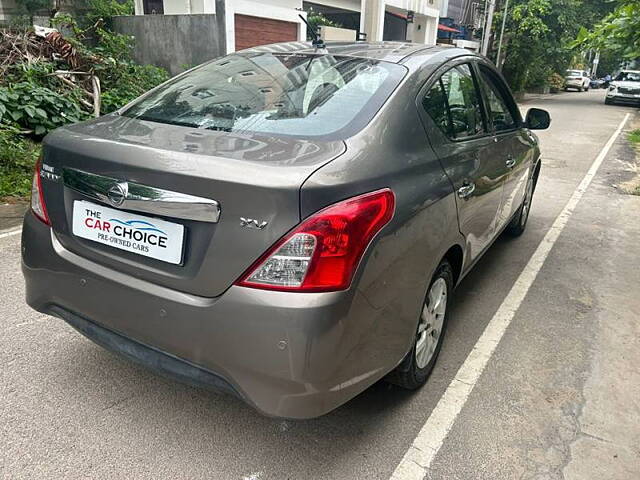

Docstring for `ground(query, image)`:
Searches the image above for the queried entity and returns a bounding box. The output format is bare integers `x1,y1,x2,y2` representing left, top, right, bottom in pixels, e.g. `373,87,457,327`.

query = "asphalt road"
2,89,639,480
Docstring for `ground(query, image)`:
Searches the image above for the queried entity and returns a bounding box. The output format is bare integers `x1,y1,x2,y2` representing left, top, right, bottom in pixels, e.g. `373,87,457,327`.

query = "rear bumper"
49,305,242,398
21,212,407,419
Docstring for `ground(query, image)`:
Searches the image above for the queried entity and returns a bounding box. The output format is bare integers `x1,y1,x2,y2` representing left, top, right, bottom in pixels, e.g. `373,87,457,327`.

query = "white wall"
385,0,440,16
439,0,449,17
310,0,360,11
0,0,18,22
361,0,439,45
144,0,216,14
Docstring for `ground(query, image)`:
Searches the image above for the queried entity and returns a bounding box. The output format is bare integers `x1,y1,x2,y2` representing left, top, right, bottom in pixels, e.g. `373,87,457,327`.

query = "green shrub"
3,60,59,89
100,63,168,113
84,0,134,28
305,10,341,40
90,28,169,113
0,82,88,136
0,129,41,199
48,16,170,114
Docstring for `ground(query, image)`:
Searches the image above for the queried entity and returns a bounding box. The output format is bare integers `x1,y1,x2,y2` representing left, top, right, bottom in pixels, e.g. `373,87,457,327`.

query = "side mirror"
525,108,551,130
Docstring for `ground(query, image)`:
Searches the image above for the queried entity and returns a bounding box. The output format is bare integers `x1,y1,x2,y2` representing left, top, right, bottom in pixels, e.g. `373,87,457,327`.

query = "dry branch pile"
0,28,101,116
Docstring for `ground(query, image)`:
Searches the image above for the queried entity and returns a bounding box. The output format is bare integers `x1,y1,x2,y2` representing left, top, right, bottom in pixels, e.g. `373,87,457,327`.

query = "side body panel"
473,59,537,227
429,135,507,265
300,68,464,384
497,130,536,225
414,57,509,270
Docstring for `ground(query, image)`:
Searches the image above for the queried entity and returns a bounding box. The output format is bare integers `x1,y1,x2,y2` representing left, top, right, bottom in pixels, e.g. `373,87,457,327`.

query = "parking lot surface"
1,89,639,479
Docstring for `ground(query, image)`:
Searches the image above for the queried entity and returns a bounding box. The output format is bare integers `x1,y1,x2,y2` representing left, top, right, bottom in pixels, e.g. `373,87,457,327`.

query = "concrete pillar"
425,15,438,45
406,13,426,44
360,0,385,42
439,0,449,17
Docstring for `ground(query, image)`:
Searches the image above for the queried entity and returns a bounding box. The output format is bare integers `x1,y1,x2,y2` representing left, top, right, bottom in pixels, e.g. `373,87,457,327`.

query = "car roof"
237,41,476,66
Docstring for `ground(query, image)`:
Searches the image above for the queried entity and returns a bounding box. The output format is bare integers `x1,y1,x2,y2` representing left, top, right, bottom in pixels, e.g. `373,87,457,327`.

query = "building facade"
132,0,441,53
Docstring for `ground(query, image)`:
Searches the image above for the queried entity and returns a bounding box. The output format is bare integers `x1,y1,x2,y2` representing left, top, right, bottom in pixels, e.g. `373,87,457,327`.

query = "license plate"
72,200,185,265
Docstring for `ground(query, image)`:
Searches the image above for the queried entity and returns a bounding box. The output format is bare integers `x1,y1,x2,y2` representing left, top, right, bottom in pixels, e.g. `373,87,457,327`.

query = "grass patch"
0,129,41,201
628,128,640,196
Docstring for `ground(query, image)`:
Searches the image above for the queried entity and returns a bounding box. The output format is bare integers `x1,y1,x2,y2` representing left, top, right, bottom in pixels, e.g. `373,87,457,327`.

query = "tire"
578,86,583,92
506,172,535,237
605,98,613,105
386,261,453,390
585,86,590,91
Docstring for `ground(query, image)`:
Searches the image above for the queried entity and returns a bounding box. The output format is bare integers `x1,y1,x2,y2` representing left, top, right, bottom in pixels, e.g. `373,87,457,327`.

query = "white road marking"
389,112,631,480
0,227,22,240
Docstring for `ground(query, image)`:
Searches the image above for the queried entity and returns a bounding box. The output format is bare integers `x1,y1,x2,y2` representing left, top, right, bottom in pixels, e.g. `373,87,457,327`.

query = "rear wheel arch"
443,244,464,286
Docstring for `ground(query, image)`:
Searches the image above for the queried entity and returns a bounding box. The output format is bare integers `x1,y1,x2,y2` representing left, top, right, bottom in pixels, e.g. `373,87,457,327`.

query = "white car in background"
605,70,640,106
564,70,590,91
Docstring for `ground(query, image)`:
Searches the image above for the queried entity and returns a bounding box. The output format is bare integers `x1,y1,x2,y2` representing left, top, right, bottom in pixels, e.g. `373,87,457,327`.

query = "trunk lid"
41,115,345,297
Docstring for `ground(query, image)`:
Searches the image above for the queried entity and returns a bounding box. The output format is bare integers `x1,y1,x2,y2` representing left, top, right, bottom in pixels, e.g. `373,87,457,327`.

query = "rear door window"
422,79,449,133
122,53,406,139
422,63,486,140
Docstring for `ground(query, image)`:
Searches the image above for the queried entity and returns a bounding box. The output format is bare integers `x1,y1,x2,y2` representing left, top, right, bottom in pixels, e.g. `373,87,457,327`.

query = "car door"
418,60,509,268
475,62,533,229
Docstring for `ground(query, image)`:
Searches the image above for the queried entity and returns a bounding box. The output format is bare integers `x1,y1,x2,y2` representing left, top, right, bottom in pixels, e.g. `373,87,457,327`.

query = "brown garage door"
235,14,298,51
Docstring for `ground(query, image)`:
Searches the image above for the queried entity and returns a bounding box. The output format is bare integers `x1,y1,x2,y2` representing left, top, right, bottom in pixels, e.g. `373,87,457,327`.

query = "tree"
495,0,614,92
573,0,640,65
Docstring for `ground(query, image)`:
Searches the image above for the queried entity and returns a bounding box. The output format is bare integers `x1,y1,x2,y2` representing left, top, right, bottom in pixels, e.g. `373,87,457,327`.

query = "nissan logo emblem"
107,182,128,207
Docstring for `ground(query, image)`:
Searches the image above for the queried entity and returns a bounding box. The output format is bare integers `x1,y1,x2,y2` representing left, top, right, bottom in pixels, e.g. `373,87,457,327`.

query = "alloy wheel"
521,179,534,228
416,277,447,369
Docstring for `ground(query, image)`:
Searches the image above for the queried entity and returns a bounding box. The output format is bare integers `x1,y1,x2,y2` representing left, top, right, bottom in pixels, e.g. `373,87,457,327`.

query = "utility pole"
592,50,600,78
479,0,488,54
481,0,496,56
495,0,509,70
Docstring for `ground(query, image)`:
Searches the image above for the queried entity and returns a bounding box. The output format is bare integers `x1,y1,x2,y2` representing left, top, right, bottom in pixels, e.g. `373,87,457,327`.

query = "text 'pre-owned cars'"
22,42,550,419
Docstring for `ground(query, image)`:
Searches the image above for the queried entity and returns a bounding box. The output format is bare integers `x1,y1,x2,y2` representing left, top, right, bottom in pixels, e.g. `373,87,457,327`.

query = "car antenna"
299,14,327,51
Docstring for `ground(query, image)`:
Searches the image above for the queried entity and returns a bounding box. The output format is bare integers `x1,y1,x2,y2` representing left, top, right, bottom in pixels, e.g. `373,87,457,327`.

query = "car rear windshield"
615,71,640,82
566,70,582,77
122,52,406,139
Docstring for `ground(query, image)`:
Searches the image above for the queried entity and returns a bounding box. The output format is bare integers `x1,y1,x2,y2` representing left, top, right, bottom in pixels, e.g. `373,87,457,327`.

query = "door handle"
457,182,476,199
506,156,516,169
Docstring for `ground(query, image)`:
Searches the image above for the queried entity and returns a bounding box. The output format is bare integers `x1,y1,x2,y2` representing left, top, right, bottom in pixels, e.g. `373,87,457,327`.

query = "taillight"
236,189,395,292
31,158,50,225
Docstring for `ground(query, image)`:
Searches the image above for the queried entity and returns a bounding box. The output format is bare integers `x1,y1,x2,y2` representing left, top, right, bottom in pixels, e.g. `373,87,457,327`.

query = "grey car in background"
22,42,550,419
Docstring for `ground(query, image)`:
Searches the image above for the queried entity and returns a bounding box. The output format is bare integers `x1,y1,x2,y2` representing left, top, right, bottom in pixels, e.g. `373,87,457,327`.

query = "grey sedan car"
22,42,550,419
